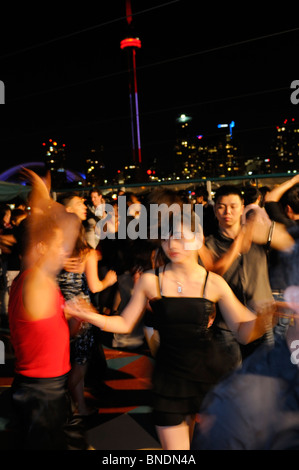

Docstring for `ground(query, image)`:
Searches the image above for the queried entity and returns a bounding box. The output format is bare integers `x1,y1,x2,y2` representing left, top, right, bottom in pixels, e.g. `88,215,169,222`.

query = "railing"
53,172,297,199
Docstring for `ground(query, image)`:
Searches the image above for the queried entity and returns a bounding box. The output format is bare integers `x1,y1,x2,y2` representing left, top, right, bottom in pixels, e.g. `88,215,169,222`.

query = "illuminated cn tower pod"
120,36,142,164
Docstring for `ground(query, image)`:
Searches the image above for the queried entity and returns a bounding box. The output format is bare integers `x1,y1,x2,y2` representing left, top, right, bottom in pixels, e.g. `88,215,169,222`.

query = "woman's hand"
64,295,98,321
103,270,117,287
63,257,83,273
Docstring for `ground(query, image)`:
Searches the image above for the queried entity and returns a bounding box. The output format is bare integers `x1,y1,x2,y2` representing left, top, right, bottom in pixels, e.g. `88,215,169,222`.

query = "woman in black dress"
67,211,272,449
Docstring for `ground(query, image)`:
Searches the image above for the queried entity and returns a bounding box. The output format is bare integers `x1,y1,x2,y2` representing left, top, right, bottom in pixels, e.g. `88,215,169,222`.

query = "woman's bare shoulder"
205,270,229,302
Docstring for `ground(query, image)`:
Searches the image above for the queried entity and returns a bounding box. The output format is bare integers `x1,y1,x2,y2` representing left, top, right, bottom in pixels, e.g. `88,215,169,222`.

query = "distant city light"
177,114,192,123
218,121,235,139
218,124,228,128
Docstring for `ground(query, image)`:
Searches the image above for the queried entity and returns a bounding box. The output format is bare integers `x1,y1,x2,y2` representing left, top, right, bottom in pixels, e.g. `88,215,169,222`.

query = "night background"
0,0,298,183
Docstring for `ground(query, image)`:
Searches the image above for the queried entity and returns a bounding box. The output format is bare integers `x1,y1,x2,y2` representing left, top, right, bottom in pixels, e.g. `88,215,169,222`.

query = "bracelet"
266,221,275,250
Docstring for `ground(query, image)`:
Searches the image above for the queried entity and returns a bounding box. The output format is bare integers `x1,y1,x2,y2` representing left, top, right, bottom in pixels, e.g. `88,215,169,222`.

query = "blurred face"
161,225,200,263
91,192,102,208
40,228,67,274
196,195,204,204
66,196,87,221
214,194,244,229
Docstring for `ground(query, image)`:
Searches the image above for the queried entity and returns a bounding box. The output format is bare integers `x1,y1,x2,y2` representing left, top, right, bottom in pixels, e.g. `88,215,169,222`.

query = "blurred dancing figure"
57,193,117,416
192,288,299,450
265,175,299,338
7,170,87,449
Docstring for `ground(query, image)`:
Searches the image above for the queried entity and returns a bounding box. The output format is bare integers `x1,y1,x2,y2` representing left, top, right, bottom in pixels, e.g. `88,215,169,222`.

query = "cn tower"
120,0,142,165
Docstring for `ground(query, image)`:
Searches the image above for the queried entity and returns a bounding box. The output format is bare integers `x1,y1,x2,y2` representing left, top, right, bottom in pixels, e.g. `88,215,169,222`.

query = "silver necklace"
176,281,183,294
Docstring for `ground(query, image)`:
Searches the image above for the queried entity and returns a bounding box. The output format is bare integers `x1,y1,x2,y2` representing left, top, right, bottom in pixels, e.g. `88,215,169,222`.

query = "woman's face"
161,224,200,262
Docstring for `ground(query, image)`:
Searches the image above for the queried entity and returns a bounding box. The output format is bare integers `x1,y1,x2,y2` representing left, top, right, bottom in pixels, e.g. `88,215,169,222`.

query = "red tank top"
8,270,71,378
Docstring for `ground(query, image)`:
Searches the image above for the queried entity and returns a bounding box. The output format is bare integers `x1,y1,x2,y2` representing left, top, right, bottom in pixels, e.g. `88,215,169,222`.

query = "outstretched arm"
67,272,150,334
208,272,274,344
265,174,299,203
207,224,253,276
206,218,293,277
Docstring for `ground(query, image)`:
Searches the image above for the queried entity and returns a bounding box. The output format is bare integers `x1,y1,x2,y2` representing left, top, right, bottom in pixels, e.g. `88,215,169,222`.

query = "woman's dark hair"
242,185,261,206
58,193,90,258
280,185,299,215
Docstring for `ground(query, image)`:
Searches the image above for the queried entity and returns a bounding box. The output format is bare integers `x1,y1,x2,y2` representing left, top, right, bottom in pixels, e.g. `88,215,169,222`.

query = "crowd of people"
1,169,299,450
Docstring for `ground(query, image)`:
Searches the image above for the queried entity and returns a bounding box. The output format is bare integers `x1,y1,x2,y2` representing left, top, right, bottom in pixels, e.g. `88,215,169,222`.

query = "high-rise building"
85,147,106,186
174,115,242,179
42,139,67,188
272,118,299,174
174,114,199,179
215,121,242,177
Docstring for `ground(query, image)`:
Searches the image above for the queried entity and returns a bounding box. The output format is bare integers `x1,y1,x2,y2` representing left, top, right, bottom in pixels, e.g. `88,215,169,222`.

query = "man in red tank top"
8,202,86,449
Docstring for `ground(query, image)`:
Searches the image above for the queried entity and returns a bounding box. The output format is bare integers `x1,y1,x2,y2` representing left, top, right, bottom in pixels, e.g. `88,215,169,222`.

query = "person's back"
192,337,299,450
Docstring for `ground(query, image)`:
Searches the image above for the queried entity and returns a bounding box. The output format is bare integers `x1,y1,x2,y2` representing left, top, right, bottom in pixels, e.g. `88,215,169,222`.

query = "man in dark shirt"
205,185,293,358
265,175,299,338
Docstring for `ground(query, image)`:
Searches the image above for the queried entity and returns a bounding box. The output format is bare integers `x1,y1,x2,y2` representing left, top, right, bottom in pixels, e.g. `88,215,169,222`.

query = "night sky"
0,0,298,180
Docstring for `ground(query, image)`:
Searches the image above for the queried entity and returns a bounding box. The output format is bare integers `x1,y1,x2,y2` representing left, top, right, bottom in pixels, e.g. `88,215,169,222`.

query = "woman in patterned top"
57,193,117,416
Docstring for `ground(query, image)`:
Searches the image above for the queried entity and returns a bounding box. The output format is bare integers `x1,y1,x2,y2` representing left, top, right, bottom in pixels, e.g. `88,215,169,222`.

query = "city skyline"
1,113,298,189
0,1,298,180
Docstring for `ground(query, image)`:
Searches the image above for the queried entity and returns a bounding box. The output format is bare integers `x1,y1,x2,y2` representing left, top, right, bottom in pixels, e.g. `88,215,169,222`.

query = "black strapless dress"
148,269,241,423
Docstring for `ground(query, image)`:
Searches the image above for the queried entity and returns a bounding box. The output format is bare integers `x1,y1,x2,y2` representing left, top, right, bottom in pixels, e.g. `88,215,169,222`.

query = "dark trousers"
11,373,87,450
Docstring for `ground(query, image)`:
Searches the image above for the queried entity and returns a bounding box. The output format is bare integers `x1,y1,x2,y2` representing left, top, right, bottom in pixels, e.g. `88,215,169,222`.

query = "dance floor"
0,327,162,450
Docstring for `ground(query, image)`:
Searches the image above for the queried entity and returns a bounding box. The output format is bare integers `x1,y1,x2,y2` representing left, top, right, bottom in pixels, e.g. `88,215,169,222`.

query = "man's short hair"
214,185,243,204
281,185,299,214
195,185,209,201
57,192,79,207
90,189,102,196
